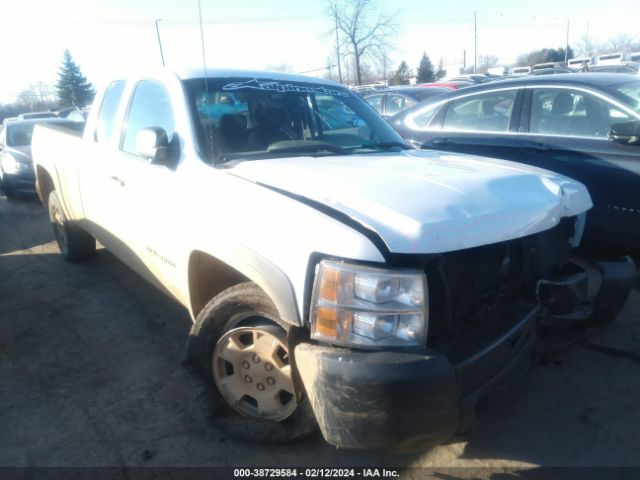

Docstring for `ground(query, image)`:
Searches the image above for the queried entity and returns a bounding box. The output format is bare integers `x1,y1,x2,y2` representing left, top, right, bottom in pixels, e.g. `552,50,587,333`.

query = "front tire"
48,191,96,262
186,282,316,442
2,177,16,200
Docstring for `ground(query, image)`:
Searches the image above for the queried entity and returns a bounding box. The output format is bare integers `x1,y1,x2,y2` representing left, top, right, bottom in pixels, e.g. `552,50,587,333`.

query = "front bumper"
536,255,636,330
1,170,36,196
294,303,537,450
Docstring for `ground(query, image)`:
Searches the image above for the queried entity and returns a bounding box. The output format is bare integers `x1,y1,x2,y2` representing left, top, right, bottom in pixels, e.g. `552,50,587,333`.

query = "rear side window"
385,94,416,116
443,90,516,132
122,80,176,155
95,80,125,143
365,95,383,114
530,88,632,138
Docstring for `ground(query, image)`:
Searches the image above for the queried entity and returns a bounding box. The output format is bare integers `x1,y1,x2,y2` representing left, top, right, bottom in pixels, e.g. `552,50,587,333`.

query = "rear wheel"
186,282,316,442
48,191,96,262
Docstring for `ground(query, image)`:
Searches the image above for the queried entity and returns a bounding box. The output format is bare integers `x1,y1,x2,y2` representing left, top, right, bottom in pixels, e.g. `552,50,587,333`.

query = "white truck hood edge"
228,149,592,254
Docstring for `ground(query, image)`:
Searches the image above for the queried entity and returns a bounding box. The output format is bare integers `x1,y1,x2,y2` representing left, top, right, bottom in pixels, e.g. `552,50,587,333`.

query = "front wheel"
186,282,316,442
212,325,298,421
48,191,96,262
2,177,16,200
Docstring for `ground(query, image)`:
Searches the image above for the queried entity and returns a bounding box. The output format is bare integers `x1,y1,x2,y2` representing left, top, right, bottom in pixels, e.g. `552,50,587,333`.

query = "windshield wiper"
364,141,412,151
266,140,349,155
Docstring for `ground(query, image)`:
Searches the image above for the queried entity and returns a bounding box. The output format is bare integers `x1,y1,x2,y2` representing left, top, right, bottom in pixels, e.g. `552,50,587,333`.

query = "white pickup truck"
31,68,631,450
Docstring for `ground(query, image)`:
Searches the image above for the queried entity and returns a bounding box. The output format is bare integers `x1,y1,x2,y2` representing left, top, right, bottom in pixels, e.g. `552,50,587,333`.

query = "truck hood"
229,149,592,254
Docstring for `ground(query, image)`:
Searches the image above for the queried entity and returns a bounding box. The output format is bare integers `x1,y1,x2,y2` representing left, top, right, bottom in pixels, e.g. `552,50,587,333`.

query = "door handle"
431,138,451,148
520,142,548,153
110,175,125,187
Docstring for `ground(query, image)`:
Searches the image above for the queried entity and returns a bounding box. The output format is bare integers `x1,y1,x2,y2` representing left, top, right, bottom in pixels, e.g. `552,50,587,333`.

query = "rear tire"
48,191,96,262
186,282,317,443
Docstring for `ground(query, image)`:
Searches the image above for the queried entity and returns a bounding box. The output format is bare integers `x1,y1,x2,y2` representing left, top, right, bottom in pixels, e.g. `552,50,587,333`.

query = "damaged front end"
294,216,636,450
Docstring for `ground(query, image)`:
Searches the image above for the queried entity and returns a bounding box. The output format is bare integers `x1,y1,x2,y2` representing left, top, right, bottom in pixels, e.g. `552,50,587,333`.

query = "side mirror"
609,120,640,146
135,127,179,168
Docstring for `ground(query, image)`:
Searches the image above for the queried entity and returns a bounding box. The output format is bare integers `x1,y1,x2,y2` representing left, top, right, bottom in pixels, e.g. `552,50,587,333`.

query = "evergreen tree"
56,50,95,108
416,52,435,83
436,57,446,80
390,61,412,86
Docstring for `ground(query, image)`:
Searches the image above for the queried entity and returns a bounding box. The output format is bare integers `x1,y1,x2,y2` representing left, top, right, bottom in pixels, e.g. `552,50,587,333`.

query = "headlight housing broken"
310,260,428,348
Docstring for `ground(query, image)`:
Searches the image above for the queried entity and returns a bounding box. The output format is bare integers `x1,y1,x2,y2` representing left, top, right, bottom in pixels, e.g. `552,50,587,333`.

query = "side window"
443,90,516,132
122,80,176,155
315,95,363,131
530,88,632,138
385,95,416,116
406,103,440,129
95,80,125,143
365,95,383,114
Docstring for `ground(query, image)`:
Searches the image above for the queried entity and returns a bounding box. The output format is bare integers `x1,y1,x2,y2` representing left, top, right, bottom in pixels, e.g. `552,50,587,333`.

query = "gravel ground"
1,194,639,477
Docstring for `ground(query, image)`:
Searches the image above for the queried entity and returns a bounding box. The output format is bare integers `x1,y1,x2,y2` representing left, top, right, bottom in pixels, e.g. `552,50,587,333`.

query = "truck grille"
426,217,576,348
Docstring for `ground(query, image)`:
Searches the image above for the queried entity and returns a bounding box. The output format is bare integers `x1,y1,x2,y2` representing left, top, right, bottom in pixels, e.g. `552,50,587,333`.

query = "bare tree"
375,52,392,85
603,34,639,55
326,0,398,86
575,34,598,58
475,55,499,73
16,82,57,111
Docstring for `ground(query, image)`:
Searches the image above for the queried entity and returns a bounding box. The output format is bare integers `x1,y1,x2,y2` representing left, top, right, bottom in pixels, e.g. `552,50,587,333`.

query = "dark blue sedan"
390,73,640,254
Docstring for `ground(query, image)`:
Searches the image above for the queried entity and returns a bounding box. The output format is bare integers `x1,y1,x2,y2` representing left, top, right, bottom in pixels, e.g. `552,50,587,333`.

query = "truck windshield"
182,77,410,163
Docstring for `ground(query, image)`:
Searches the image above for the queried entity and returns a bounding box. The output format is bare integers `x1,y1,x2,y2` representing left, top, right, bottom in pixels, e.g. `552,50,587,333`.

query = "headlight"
1,155,19,173
1,155,30,173
310,260,428,348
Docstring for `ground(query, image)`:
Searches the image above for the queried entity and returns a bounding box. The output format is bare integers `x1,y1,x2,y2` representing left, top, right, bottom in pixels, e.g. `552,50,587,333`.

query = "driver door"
108,80,183,294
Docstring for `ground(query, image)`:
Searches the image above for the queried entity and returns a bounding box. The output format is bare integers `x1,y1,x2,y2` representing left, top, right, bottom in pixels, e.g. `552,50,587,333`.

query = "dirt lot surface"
1,195,639,476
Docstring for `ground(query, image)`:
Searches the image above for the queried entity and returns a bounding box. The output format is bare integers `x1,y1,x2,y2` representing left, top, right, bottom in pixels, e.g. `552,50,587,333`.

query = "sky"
1,0,638,103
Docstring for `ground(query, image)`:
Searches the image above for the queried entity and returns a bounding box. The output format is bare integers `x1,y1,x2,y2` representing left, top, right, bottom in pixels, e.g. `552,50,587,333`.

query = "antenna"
198,0,208,78
565,18,570,63
155,19,165,66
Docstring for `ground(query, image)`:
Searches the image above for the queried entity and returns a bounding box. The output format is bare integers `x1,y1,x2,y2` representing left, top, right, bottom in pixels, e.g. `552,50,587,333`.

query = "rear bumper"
294,304,537,450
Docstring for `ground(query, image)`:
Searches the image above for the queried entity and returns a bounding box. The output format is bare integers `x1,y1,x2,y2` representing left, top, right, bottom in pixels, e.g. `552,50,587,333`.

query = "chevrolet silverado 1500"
31,68,634,449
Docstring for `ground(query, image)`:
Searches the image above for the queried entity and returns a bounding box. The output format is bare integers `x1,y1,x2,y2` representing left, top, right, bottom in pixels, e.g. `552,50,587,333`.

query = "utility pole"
155,18,165,66
473,11,477,74
564,18,570,62
334,15,343,84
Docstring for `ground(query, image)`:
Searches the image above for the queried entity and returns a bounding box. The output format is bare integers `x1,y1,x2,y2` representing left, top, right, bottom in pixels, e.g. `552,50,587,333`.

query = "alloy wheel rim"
212,326,297,421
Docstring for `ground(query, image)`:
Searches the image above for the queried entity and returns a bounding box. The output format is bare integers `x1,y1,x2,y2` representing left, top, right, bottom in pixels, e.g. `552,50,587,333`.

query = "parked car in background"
531,67,579,75
444,74,495,84
350,83,388,94
390,73,640,255
417,80,472,90
0,118,79,199
589,62,639,74
510,66,532,76
17,112,56,120
363,86,451,118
